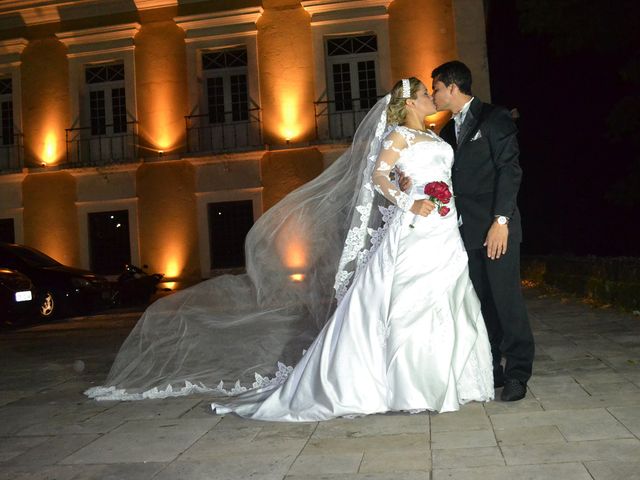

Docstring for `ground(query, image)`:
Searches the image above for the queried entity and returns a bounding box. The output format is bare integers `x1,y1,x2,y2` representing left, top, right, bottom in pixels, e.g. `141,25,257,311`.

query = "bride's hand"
396,169,413,192
410,199,436,217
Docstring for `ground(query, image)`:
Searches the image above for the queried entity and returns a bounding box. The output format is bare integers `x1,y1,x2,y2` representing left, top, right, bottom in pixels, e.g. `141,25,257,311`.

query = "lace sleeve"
372,130,413,212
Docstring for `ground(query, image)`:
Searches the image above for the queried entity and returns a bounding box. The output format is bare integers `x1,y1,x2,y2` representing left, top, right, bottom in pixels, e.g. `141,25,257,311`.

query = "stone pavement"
1,289,639,480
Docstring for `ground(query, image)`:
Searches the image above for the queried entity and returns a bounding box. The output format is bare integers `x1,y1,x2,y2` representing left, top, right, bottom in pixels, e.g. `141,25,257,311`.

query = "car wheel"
39,291,57,319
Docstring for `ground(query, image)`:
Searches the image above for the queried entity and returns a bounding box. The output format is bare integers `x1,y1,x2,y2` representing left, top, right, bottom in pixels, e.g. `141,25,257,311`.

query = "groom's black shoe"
500,379,527,402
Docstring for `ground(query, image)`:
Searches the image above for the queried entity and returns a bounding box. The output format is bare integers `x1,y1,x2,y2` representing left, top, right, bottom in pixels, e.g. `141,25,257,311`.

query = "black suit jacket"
440,98,523,250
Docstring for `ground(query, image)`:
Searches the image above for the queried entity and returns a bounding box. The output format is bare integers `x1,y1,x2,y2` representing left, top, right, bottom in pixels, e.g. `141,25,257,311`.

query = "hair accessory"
401,78,410,98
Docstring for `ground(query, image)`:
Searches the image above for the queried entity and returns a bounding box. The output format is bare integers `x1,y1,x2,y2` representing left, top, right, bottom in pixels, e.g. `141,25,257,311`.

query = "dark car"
0,268,39,324
0,243,111,319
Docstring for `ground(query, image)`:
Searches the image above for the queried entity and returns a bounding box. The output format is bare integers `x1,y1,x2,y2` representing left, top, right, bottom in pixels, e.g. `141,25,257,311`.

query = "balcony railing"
65,121,139,167
314,98,381,142
185,108,263,154
0,133,24,174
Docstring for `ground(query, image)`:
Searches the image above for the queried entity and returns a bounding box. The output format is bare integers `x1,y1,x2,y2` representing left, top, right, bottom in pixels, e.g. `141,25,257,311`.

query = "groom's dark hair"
432,61,472,95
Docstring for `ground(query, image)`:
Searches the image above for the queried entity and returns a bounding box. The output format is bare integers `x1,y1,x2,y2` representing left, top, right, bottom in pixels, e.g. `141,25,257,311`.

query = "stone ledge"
521,255,640,311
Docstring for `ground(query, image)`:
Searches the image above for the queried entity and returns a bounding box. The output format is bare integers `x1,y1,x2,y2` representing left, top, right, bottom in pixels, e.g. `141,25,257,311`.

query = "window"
85,63,127,136
325,34,380,139
0,218,14,243
68,62,134,165
57,24,140,167
177,10,263,154
186,47,260,153
0,77,13,146
208,200,253,269
88,210,131,275
202,48,249,126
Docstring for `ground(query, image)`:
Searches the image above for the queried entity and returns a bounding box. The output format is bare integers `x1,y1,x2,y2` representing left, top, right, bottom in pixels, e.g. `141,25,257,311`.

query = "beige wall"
452,0,491,101
137,160,200,281
20,37,69,167
22,171,79,266
135,20,189,156
257,1,316,145
261,148,324,211
388,0,458,129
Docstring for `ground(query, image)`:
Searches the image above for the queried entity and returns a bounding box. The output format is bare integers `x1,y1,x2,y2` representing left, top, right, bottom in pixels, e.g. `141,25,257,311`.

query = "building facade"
0,0,489,284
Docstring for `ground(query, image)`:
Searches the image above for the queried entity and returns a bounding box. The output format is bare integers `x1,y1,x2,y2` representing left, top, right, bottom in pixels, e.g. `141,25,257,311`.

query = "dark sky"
485,1,640,257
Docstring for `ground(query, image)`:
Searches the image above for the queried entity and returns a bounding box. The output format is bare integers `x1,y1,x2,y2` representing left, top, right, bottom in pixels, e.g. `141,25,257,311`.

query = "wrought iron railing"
0,133,24,174
313,97,380,142
185,108,263,154
65,121,139,167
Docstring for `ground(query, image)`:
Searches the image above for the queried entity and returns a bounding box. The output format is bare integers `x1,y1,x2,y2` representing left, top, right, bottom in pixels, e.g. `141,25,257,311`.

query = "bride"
86,77,494,421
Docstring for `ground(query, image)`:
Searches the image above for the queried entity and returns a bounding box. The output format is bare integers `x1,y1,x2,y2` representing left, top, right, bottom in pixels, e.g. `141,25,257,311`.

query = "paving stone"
359,448,431,473
180,428,307,460
155,458,293,480
0,405,63,435
482,395,543,415
501,438,640,465
431,403,491,432
0,391,30,407
0,436,48,462
288,453,364,475
580,381,640,395
431,429,496,449
87,397,201,424
312,412,429,438
60,419,212,464
10,463,166,480
432,447,504,469
584,460,640,480
494,425,565,445
608,406,640,437
303,433,428,455
433,462,592,480
537,391,640,410
285,474,429,480
2,434,100,468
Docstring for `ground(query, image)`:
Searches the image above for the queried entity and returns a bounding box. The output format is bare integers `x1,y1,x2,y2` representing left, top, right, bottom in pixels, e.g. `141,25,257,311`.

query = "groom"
403,61,534,401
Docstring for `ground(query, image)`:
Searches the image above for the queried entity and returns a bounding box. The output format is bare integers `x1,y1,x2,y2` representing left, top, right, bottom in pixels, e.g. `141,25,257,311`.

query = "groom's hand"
484,222,509,260
396,169,413,192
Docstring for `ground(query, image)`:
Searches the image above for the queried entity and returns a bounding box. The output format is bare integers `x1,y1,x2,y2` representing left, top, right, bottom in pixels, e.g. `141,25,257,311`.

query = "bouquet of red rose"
410,181,452,228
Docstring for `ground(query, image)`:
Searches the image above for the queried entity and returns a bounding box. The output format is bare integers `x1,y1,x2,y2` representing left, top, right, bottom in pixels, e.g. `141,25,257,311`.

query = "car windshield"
8,246,61,268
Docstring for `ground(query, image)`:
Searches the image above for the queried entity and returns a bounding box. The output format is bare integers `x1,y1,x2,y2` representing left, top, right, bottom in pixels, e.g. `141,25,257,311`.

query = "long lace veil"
86,95,393,400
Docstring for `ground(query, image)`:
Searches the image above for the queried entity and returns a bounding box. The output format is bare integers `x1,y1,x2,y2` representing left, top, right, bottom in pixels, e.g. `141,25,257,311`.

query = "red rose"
424,181,452,203
438,206,450,216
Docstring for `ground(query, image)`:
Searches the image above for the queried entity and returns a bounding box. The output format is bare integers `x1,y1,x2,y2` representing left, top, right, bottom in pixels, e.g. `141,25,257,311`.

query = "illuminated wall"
257,0,316,145
260,148,323,211
21,37,70,167
137,160,200,281
22,172,79,266
135,20,189,156
388,0,457,129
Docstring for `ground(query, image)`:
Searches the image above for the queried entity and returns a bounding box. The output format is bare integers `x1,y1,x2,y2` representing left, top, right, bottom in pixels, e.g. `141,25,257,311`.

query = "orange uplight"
275,216,308,283
42,132,57,165
164,255,182,279
425,111,450,131
284,239,306,269
280,94,301,142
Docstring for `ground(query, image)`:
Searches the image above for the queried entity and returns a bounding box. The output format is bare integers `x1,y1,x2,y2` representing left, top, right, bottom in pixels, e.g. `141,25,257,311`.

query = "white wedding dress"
211,126,494,421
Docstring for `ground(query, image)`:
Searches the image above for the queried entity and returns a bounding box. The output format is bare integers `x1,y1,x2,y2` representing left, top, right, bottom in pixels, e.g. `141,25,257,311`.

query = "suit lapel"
456,98,483,148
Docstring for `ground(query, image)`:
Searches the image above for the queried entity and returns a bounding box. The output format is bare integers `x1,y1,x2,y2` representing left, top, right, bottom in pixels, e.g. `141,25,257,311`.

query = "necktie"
454,113,463,141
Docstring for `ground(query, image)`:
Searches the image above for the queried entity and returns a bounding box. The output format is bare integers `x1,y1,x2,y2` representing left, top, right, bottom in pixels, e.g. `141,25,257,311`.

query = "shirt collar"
453,97,474,123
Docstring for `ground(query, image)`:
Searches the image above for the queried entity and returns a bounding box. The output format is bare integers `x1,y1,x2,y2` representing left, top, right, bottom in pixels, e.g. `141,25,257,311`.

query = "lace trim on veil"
85,362,295,401
333,96,394,303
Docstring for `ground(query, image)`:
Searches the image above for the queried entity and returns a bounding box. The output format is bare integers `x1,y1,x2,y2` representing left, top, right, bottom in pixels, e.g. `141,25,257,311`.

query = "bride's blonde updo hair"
386,77,422,125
